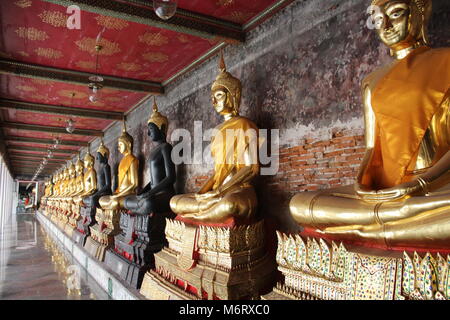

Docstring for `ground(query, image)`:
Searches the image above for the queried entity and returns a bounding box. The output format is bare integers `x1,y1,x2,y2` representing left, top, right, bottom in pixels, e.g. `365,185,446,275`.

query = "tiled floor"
0,212,108,300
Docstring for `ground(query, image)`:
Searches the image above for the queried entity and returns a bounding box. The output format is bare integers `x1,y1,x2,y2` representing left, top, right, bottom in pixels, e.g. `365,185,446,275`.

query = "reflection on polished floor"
0,212,109,300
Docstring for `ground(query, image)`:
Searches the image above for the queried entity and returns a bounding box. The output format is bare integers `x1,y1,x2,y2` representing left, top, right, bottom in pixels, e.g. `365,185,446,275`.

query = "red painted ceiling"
178,0,278,24
0,0,219,82
0,0,286,177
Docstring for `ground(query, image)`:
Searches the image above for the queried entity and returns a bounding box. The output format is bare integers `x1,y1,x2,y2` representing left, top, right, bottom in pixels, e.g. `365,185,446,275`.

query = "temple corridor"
0,0,449,304
0,212,108,300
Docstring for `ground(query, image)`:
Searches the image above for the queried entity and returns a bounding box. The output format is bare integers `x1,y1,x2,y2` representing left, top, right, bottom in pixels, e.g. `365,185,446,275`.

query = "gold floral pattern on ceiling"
31,79,52,85
14,0,32,8
177,35,190,43
138,32,169,46
216,0,234,6
75,61,96,70
116,62,142,72
30,94,48,100
76,37,121,56
105,96,122,103
34,47,63,59
38,10,67,28
95,16,129,30
142,52,169,63
16,85,37,92
15,27,49,41
17,51,30,57
224,11,254,23
57,90,87,99
136,72,152,78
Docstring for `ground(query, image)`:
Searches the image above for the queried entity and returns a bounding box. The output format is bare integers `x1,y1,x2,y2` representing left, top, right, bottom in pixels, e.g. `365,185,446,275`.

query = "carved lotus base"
105,211,170,289
140,219,275,300
83,208,122,261
262,232,450,300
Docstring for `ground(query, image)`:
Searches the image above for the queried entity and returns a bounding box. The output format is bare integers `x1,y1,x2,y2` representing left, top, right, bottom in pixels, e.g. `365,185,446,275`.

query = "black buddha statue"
74,141,112,246
82,140,112,208
105,98,176,289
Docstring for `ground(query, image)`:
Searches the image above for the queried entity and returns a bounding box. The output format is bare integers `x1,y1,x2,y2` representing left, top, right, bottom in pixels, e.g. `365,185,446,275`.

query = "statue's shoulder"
362,62,394,91
234,116,258,130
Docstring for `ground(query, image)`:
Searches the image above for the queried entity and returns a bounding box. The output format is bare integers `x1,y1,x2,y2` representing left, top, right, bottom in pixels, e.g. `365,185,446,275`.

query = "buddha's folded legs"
170,187,257,223
290,185,378,228
323,198,450,248
291,185,450,242
99,195,127,210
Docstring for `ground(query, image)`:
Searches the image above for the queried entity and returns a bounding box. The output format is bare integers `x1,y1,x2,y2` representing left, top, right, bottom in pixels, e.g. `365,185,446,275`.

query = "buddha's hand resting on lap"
355,179,424,202
195,189,220,201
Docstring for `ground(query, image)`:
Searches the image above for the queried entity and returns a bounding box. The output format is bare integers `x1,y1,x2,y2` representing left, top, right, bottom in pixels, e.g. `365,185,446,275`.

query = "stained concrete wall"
82,0,449,234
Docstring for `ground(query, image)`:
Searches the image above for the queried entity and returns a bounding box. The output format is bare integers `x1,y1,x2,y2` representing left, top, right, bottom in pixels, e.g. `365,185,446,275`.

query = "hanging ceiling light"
66,119,75,133
153,0,178,20
52,137,60,149
88,44,104,103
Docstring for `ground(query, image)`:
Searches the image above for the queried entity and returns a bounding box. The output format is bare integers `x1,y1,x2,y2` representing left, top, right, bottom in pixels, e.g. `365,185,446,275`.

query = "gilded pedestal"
65,202,81,238
140,219,275,300
72,205,96,246
84,208,121,261
262,232,449,300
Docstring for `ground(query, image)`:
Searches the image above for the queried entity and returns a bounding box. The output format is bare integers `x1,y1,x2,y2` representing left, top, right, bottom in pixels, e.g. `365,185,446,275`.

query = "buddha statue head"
148,97,168,141
118,122,133,155
84,151,95,169
63,168,69,180
371,0,431,52
75,154,84,176
68,163,76,179
211,51,242,117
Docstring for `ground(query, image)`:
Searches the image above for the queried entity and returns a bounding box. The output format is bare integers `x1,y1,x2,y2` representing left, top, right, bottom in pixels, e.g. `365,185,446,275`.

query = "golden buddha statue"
74,152,97,205
60,168,70,197
52,172,58,198
98,124,139,210
290,0,450,249
67,163,77,198
170,52,260,224
72,155,85,202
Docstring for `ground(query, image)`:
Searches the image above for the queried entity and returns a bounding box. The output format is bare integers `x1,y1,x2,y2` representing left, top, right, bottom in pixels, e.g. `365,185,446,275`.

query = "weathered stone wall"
85,0,450,233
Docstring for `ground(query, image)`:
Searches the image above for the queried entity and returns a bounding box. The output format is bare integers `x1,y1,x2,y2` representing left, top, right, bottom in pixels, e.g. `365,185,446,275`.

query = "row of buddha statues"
40,0,450,300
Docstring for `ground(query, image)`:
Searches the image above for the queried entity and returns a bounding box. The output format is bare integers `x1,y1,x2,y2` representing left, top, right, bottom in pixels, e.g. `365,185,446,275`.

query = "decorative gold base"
84,235,109,261
140,219,275,300
83,208,122,262
263,232,450,300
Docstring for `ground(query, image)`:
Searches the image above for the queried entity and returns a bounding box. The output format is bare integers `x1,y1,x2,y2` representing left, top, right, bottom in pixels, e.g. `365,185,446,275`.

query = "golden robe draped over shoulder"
361,47,450,189
117,154,137,193
210,116,259,190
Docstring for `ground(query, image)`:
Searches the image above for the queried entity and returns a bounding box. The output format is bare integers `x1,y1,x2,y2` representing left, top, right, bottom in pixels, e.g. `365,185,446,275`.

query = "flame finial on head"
148,96,168,135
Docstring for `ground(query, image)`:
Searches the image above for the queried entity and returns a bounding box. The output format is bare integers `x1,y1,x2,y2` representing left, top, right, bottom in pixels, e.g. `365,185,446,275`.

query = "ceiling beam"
5,136,88,147
40,0,244,43
0,98,123,121
9,152,72,161
0,121,103,136
10,157,67,164
8,145,76,154
0,59,163,94
11,164,62,170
